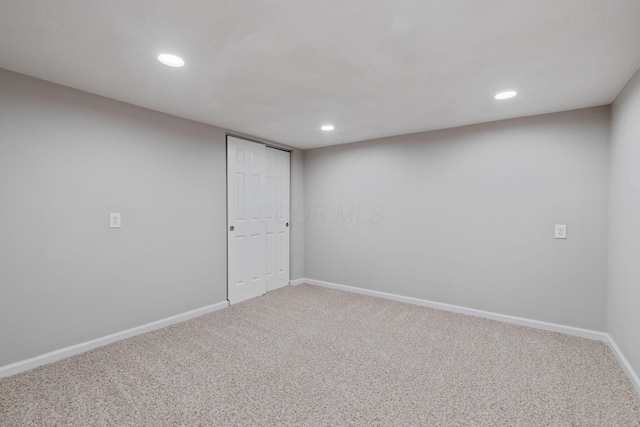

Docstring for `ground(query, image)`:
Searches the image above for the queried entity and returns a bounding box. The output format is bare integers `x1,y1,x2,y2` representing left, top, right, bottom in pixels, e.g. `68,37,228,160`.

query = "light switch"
110,213,121,229
555,224,566,239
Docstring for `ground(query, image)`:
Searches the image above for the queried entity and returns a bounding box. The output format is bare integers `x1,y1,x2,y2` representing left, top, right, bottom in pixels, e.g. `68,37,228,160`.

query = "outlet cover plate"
110,213,121,229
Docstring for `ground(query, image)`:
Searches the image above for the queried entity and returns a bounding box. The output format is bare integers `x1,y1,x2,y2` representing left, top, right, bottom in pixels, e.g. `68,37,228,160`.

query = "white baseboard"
302,278,607,341
301,278,640,395
605,335,640,395
0,300,229,379
289,278,306,286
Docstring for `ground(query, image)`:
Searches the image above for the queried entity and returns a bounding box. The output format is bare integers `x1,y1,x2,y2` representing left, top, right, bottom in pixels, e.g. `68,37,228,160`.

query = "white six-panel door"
227,136,290,305
265,147,290,292
227,137,267,304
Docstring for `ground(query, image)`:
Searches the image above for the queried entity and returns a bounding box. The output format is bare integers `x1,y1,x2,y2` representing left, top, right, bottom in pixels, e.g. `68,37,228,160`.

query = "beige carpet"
1,284,639,426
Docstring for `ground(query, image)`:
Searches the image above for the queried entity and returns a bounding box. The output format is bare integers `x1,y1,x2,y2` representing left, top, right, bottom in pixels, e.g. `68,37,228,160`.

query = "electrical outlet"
555,224,566,239
110,213,121,229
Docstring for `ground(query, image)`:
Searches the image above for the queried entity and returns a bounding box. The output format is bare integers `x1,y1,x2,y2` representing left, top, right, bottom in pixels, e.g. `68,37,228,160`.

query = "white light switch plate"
110,213,121,228
555,224,566,239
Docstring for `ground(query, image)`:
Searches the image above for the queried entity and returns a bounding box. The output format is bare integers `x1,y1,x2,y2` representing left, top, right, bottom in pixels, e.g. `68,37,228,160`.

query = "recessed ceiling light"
321,125,335,131
495,91,517,100
158,53,184,67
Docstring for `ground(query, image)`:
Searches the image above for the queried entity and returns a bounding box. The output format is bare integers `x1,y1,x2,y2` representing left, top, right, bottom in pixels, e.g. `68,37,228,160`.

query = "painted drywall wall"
0,69,303,366
304,107,610,330
609,67,640,376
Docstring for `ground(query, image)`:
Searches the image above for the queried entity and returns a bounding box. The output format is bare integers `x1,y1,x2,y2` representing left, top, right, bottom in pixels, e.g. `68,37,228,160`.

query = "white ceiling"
1,1,640,149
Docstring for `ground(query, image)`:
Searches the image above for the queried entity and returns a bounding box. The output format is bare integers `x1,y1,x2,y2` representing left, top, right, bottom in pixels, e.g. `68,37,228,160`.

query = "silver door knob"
229,226,234,231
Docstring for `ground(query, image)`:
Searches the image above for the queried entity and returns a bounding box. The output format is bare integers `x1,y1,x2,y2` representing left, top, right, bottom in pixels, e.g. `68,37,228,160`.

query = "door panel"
227,137,267,304
265,147,290,292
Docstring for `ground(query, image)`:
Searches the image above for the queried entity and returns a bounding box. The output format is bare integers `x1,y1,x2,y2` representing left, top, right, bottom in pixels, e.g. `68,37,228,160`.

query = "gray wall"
609,67,640,376
0,69,303,366
304,107,610,330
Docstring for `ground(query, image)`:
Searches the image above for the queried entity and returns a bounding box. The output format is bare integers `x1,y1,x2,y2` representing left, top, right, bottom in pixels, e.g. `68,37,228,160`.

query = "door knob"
286,223,289,227
229,226,234,231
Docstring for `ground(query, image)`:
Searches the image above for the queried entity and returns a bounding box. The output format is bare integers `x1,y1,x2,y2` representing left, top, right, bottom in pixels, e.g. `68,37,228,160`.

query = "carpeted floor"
1,284,639,426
